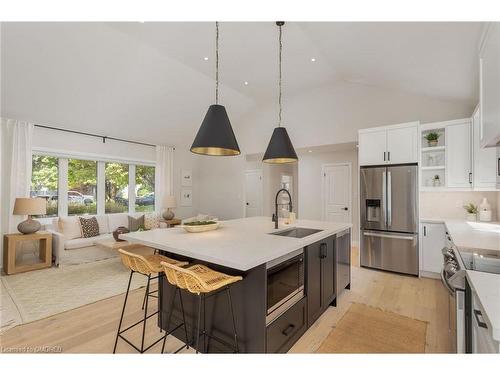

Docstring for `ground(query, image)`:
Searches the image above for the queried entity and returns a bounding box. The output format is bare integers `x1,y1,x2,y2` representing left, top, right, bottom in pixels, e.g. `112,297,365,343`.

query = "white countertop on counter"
121,217,351,271
444,220,500,252
466,270,500,341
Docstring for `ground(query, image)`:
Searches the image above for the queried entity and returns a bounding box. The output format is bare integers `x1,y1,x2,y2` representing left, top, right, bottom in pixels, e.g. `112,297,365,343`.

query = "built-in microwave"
266,249,304,325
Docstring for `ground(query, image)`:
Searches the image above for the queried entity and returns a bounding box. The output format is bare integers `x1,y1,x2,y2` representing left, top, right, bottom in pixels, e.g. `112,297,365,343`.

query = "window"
30,155,59,217
135,165,155,212
105,162,129,213
67,159,97,215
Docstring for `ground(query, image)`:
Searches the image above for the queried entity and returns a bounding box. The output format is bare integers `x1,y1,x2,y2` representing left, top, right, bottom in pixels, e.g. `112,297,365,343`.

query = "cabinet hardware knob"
282,324,295,336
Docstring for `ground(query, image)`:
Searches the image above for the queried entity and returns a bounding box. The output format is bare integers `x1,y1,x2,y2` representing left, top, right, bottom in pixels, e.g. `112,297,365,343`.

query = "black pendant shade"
191,104,241,156
262,127,298,163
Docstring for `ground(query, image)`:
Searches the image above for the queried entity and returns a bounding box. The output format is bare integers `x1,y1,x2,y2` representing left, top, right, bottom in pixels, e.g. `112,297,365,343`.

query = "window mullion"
97,162,105,215
58,158,68,217
129,164,136,214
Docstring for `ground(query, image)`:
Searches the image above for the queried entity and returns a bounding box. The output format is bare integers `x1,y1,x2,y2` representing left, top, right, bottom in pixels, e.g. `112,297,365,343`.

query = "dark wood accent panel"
321,239,335,306
266,297,307,353
306,240,323,326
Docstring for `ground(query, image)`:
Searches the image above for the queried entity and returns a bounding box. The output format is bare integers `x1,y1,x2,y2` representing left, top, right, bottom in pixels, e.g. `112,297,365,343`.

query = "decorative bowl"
113,226,130,241
181,221,220,233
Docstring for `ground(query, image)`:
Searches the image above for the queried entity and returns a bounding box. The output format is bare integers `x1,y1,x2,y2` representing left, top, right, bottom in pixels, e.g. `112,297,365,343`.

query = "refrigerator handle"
382,170,387,226
387,171,392,227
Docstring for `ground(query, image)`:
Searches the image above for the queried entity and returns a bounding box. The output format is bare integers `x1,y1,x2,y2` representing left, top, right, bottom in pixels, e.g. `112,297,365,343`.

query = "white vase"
466,213,477,222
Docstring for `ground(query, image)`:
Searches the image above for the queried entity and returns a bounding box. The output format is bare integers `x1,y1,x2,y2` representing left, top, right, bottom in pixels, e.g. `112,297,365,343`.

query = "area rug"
316,303,428,353
0,257,147,334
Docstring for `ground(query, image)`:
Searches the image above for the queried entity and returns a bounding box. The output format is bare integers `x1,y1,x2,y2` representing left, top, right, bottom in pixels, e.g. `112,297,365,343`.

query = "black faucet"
273,188,293,229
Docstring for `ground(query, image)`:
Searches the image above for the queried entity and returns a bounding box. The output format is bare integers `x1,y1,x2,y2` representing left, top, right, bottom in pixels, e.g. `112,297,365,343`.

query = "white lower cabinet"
420,222,446,275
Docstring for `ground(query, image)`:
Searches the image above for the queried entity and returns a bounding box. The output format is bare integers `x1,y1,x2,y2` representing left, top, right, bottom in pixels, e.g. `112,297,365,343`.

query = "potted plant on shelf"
424,132,440,147
432,174,441,187
463,203,478,221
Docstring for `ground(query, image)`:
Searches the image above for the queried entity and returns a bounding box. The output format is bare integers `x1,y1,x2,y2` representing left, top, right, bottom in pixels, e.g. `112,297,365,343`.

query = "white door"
358,129,387,166
245,170,263,217
447,121,472,188
421,222,446,274
386,125,418,164
473,105,497,189
322,164,351,223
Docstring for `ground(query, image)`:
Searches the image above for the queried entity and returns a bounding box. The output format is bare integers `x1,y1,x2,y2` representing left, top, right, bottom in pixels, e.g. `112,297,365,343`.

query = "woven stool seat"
119,248,187,274
161,262,242,295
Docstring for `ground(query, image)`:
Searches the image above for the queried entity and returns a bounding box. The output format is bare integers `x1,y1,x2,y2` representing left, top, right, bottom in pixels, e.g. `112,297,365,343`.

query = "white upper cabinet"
358,129,387,166
446,120,472,188
480,23,500,148
473,105,498,189
387,126,419,164
358,122,419,166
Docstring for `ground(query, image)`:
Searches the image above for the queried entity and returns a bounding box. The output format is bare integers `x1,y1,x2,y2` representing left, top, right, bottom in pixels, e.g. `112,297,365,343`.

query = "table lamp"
13,198,46,234
162,195,176,220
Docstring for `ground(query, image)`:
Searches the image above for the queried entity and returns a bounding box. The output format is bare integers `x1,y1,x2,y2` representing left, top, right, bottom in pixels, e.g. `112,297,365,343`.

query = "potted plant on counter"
424,132,440,147
463,203,478,221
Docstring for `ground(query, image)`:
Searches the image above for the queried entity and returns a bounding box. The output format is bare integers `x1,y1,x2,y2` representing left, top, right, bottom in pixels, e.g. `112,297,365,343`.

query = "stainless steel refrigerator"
360,164,419,276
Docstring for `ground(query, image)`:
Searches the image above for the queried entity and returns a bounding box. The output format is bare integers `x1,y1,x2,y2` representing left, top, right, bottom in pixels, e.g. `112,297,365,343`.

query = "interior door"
322,164,351,223
358,129,387,166
386,164,418,233
245,170,263,217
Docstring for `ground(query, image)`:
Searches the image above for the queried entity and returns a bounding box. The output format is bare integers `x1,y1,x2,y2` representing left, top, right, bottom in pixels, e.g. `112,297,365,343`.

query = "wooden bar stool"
160,262,242,353
113,249,189,354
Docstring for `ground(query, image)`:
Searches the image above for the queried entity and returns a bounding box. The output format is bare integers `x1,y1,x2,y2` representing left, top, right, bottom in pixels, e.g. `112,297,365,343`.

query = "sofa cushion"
58,216,82,240
128,215,144,232
144,213,160,230
107,213,129,232
65,233,113,250
79,216,100,238
95,215,109,234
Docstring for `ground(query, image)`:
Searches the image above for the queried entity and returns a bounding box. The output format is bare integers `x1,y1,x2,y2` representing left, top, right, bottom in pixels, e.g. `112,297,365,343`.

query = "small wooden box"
3,231,52,275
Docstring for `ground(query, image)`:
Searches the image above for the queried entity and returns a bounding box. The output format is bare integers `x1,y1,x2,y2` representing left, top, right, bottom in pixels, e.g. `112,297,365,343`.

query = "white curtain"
154,145,174,215
0,119,34,266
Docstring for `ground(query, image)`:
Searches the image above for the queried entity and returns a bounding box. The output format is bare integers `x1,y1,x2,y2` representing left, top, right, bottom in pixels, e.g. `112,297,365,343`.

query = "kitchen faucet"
273,188,293,229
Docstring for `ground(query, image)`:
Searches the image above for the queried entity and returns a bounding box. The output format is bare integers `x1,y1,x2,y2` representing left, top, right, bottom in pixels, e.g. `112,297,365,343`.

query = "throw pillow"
128,215,144,232
79,216,100,238
58,216,82,240
144,213,160,230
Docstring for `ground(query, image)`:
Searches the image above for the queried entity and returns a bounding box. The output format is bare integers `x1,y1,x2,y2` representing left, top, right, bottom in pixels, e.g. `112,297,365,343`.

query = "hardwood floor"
0,247,451,353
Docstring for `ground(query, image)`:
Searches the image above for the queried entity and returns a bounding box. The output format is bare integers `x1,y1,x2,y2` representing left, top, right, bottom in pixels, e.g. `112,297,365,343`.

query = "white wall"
236,81,474,155
420,191,498,221
298,148,359,242
172,146,198,219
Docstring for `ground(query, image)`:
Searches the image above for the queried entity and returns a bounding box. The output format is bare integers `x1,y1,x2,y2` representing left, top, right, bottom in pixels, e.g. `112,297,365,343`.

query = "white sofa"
45,213,149,266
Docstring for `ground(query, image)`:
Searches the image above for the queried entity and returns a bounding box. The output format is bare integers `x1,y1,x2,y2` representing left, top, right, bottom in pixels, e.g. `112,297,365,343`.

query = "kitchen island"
121,216,351,353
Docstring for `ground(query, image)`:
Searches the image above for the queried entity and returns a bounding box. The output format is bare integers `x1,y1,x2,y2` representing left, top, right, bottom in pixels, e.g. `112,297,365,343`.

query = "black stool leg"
142,274,151,310
195,294,203,353
113,270,134,354
161,286,178,353
140,273,151,353
178,288,190,349
226,287,239,353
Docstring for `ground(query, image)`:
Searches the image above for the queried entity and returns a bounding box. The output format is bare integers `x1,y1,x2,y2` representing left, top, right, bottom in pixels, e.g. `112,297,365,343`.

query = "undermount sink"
270,227,323,238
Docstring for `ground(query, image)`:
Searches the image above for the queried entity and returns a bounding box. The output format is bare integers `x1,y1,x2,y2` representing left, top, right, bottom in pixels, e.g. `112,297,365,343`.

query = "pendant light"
263,21,298,164
191,22,240,156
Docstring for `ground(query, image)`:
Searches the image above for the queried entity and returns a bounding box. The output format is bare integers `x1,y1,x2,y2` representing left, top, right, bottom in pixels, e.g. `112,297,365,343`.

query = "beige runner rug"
317,303,428,353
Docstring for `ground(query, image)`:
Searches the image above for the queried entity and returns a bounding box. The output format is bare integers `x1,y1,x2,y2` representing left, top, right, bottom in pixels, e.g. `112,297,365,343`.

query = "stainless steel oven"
266,249,304,325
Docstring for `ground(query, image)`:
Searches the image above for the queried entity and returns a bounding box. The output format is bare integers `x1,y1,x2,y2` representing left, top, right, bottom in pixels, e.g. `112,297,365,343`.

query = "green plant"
424,132,440,142
463,203,478,214
433,174,440,180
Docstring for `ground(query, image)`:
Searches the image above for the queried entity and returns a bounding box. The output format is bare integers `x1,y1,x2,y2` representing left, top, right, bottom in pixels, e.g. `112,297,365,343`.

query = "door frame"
244,169,263,217
321,162,352,223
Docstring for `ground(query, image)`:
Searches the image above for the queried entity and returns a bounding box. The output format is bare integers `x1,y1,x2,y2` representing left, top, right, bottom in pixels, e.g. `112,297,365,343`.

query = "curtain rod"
34,124,169,149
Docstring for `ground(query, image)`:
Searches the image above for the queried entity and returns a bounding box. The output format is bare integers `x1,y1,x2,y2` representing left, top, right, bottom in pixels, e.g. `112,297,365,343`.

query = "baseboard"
420,270,440,280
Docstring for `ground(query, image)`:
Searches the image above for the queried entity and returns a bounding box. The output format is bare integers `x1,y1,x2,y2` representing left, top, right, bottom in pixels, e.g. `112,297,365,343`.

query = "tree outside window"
31,155,58,217
135,165,155,212
68,159,97,215
105,162,129,213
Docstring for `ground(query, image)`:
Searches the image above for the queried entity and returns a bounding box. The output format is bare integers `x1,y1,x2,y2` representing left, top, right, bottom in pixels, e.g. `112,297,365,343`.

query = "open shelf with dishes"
420,125,446,188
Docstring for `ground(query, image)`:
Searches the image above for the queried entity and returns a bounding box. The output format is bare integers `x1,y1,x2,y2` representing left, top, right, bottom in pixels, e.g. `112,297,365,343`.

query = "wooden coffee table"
95,239,155,256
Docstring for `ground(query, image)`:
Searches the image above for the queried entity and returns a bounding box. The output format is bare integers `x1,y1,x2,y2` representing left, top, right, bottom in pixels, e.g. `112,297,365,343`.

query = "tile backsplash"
420,191,499,221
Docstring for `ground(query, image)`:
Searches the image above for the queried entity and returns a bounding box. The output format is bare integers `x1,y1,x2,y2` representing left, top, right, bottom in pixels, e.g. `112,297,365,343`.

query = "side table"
161,218,182,228
3,231,52,275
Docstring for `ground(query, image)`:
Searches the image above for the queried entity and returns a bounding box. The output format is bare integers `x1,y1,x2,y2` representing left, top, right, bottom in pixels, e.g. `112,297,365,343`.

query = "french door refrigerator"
360,164,418,276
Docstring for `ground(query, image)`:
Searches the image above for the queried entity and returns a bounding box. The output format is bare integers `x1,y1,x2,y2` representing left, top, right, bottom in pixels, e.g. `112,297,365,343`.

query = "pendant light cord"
215,21,219,105
278,23,283,127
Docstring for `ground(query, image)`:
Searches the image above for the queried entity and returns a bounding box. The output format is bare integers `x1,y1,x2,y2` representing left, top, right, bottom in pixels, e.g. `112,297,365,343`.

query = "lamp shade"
163,195,176,209
262,127,298,164
13,198,46,215
191,104,240,156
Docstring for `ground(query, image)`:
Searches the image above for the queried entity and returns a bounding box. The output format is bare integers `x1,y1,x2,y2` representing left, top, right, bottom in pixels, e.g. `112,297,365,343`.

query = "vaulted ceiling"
1,22,484,146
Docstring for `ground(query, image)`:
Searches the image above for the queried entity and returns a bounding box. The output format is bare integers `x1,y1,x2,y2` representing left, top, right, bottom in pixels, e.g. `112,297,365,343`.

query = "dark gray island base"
157,228,351,353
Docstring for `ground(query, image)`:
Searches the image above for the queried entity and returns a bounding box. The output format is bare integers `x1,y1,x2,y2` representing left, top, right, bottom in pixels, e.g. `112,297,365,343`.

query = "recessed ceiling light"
244,81,249,85
311,58,316,62
203,57,209,61
308,150,313,153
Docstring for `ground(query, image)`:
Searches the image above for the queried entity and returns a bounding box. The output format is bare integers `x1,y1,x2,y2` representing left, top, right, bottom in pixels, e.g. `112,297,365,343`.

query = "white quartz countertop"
121,216,351,271
444,220,500,252
466,270,500,341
